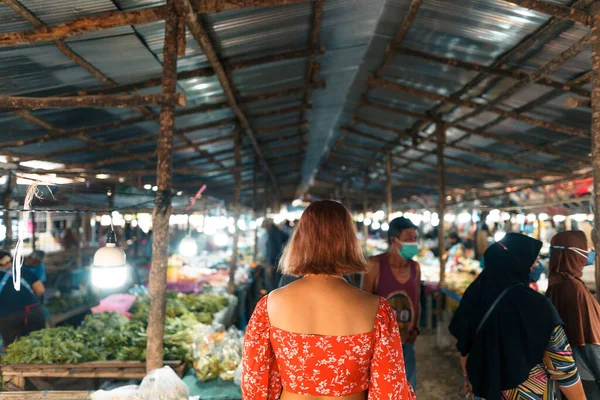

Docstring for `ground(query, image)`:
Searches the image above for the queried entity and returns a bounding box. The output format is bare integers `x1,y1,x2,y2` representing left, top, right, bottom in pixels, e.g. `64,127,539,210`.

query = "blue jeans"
403,343,417,392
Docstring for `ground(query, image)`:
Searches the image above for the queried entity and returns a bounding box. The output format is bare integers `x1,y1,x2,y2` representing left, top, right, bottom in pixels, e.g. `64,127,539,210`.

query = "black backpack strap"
476,283,524,334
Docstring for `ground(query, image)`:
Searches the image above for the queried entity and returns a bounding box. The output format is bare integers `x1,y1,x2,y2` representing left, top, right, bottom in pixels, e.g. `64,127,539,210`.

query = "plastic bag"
233,362,243,386
218,327,243,381
192,324,225,382
91,385,141,400
138,366,189,400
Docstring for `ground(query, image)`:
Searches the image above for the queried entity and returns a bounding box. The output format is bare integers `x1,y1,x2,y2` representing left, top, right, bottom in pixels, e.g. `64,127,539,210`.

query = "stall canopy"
0,0,595,210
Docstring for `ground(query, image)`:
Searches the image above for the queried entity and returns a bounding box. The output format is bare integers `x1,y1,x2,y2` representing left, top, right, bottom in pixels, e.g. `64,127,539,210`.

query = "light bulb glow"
372,221,381,230
364,218,372,226
494,231,506,242
553,215,566,223
92,265,129,289
179,236,198,257
381,222,389,231
213,231,229,247
538,213,549,221
457,212,471,224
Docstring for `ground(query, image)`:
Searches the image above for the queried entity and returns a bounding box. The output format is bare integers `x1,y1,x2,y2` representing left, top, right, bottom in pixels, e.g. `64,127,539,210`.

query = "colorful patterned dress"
241,296,416,399
470,325,580,400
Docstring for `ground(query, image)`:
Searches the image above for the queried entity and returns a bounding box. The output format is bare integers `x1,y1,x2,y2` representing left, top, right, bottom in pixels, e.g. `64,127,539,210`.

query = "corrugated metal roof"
0,0,595,207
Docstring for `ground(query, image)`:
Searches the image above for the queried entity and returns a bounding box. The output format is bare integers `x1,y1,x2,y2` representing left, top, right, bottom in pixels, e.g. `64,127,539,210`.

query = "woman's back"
268,276,380,337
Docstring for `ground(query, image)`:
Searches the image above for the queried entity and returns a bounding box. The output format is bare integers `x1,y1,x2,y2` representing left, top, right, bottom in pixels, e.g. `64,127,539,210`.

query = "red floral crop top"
241,296,416,399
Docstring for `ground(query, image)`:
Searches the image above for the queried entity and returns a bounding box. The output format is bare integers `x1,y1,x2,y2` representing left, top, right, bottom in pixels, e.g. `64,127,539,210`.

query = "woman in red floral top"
242,200,416,400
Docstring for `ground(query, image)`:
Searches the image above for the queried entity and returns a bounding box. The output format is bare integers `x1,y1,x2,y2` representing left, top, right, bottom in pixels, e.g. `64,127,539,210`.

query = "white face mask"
551,245,588,259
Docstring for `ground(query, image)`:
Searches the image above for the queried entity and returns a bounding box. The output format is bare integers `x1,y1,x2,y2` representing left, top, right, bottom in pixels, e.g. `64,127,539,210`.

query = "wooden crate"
1,361,186,391
0,391,93,399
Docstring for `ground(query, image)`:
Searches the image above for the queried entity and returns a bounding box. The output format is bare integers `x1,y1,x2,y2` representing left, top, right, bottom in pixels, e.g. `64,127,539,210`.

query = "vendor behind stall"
0,251,46,349
23,250,46,284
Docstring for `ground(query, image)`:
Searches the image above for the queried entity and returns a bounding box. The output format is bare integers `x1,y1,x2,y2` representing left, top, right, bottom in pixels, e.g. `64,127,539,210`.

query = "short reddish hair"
279,200,367,276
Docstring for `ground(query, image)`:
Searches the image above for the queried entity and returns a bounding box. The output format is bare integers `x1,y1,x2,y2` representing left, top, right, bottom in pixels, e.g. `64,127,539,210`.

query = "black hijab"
449,233,562,400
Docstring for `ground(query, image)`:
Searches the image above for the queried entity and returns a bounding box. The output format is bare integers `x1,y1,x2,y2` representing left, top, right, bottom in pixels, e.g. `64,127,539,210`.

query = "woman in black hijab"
449,233,586,400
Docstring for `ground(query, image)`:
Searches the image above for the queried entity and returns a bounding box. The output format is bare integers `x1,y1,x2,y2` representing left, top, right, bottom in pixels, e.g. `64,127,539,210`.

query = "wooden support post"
31,216,36,252
3,172,15,249
74,214,82,269
252,157,259,264
386,150,393,222
591,2,600,301
363,172,369,254
436,121,447,317
146,0,178,373
230,129,242,294
0,94,185,109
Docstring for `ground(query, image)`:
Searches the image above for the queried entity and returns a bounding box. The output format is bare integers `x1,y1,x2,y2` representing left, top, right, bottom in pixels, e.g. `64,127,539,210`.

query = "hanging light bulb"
179,235,198,257
91,229,128,289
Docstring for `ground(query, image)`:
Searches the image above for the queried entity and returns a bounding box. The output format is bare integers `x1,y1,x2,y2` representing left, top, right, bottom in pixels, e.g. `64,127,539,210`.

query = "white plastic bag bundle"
139,366,189,400
218,327,243,381
91,385,141,400
233,362,243,386
91,367,188,400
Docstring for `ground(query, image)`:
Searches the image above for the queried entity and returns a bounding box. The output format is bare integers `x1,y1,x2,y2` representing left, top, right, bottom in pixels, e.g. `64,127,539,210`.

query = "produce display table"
0,391,93,399
1,361,185,391
46,304,96,328
440,287,462,303
183,370,241,400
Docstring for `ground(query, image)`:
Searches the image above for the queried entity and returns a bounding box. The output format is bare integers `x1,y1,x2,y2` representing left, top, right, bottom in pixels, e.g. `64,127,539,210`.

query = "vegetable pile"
3,292,229,365
46,293,98,315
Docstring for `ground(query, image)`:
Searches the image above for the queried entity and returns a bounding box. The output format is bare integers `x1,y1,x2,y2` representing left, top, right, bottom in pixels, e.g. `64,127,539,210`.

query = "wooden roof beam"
366,78,588,138
502,0,591,25
177,0,279,194
452,31,590,126
0,94,185,110
353,116,566,175
298,0,324,165
72,48,324,97
0,85,321,151
0,1,315,46
361,100,589,164
398,0,591,174
396,46,591,98
255,120,308,135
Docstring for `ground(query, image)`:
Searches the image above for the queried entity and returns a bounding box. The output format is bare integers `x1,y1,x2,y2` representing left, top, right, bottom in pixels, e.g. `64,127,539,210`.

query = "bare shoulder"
365,255,381,272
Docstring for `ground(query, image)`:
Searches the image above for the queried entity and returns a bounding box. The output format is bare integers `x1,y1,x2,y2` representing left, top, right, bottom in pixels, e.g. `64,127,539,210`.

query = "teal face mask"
399,243,418,260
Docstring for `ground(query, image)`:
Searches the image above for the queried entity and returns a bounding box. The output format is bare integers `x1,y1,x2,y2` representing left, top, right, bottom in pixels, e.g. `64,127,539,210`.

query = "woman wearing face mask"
0,251,46,351
449,233,586,400
547,231,600,399
362,217,421,392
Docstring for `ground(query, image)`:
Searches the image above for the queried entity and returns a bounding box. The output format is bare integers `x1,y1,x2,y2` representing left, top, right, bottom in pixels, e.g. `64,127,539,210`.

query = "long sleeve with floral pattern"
369,300,417,399
241,297,282,400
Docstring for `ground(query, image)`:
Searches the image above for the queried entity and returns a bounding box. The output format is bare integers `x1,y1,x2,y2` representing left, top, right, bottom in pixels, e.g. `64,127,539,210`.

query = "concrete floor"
416,331,464,400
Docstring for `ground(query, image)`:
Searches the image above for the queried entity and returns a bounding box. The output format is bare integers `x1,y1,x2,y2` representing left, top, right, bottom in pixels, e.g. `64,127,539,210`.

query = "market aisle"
416,332,464,400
